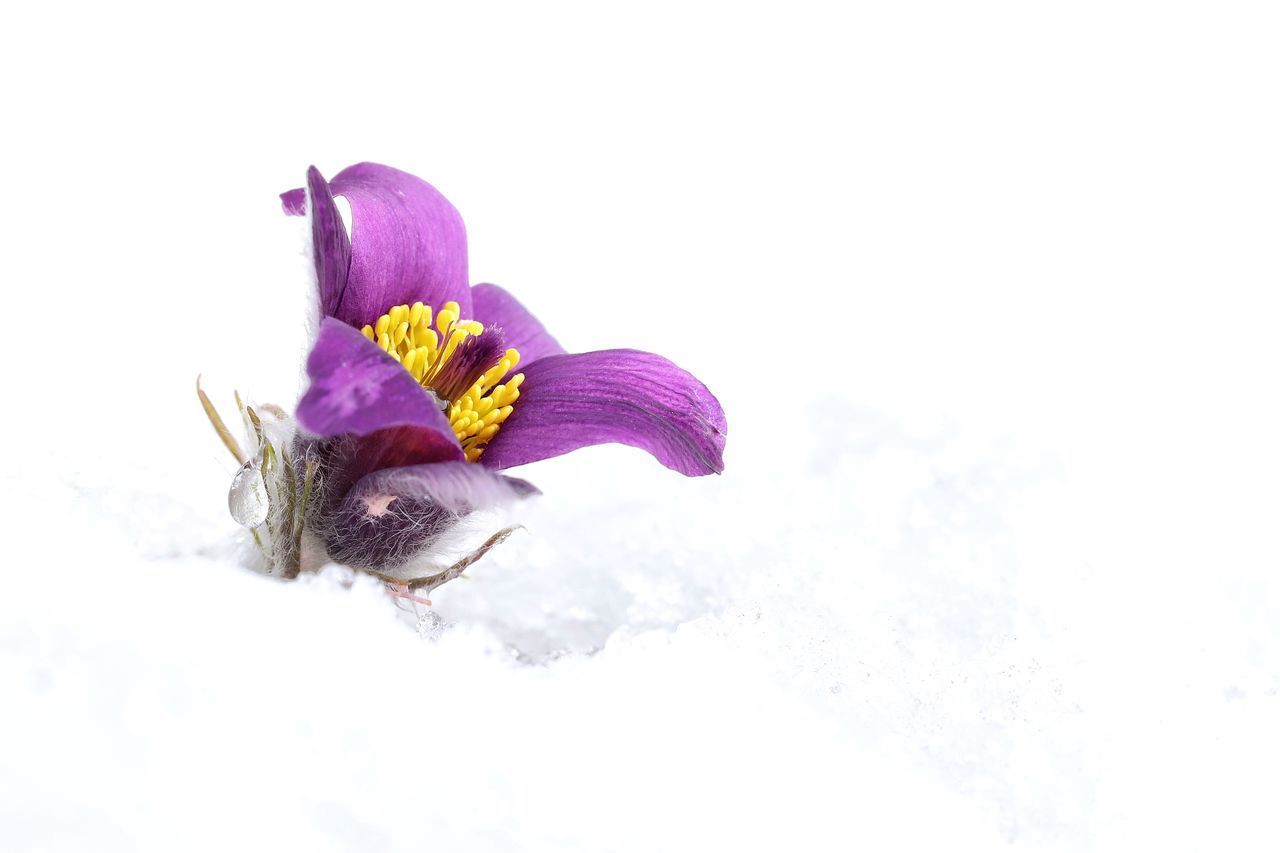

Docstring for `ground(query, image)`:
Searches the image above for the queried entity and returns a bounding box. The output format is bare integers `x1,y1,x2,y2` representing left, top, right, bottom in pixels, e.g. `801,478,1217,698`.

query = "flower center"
361,301,523,462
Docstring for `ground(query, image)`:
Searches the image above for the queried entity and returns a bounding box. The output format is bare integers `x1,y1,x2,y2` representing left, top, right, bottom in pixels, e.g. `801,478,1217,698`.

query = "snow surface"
4,2,1280,850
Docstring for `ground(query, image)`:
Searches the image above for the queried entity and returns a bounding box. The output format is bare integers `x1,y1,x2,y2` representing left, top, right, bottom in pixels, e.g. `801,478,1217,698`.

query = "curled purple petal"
306,167,352,321
479,349,726,476
470,283,567,369
322,462,537,570
297,318,462,459
281,162,471,327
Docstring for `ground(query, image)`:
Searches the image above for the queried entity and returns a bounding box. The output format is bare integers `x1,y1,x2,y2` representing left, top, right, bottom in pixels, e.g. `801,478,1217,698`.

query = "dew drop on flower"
228,461,269,527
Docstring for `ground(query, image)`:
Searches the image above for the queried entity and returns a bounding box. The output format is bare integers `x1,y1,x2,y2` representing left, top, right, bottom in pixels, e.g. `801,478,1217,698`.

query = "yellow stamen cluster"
362,301,523,462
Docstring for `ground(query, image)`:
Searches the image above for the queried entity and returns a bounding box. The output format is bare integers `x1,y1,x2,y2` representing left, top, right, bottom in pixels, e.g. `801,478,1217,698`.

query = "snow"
4,2,1280,850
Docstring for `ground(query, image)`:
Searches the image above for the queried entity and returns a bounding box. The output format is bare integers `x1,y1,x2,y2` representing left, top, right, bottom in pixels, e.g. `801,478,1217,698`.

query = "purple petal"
297,318,462,461
306,167,352,321
281,162,471,327
324,462,537,570
470,283,567,370
479,350,726,476
280,187,306,215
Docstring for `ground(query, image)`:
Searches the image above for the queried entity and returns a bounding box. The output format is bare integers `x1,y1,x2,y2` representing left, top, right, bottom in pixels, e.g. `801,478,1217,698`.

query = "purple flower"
281,163,726,573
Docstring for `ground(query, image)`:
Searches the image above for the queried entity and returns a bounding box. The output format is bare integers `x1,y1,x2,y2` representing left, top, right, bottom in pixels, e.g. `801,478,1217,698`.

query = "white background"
2,2,1278,850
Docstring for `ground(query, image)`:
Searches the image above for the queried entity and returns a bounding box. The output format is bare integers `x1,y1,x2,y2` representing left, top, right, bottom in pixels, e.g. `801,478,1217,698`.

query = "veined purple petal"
324,462,537,570
479,350,726,476
306,167,352,321
281,163,471,327
298,318,463,460
470,283,567,369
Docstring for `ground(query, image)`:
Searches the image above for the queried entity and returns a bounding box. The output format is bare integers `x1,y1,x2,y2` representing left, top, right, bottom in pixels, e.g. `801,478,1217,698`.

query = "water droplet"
416,610,443,639
229,461,269,527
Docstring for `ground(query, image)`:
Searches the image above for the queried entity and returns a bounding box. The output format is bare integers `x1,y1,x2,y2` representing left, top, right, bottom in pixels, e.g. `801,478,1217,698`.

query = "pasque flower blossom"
218,162,725,585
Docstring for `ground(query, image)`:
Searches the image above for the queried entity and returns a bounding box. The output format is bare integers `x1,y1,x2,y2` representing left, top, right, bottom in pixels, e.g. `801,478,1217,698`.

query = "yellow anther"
365,299,523,462
489,378,522,407
436,307,458,337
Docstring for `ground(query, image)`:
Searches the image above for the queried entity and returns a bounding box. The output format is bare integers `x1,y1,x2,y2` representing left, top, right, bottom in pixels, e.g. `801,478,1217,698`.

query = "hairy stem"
367,526,522,594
